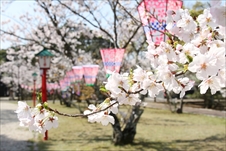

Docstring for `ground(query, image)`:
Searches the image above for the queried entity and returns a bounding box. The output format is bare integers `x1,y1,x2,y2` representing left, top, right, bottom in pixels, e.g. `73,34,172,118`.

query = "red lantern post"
35,49,54,141
42,68,48,140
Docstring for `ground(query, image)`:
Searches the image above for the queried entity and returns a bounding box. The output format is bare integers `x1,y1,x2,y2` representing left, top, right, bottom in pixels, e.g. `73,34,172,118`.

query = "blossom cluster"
164,6,225,95
84,98,118,126
15,101,58,134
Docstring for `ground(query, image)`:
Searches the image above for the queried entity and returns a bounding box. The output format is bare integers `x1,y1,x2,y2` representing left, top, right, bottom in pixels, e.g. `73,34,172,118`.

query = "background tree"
0,49,7,63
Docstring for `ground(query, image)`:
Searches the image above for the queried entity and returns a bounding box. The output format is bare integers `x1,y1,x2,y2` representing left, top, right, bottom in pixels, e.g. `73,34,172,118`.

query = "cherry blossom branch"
122,24,143,49
118,86,144,94
0,30,44,46
46,100,119,117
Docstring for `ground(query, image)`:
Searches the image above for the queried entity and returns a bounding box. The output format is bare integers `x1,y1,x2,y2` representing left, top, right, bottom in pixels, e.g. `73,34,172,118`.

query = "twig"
46,100,119,118
118,86,144,95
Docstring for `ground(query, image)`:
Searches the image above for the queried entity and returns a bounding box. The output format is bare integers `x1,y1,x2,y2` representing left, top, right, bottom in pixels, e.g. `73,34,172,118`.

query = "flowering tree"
5,0,226,145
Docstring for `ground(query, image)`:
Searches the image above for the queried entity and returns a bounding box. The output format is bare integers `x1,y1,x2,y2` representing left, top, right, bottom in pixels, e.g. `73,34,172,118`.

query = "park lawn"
25,101,225,151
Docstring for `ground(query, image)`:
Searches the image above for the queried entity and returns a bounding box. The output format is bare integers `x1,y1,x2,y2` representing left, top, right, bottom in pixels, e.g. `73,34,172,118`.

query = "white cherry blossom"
159,42,178,62
177,78,195,98
188,53,219,80
199,76,222,94
156,66,179,91
15,101,32,119
95,112,115,126
83,105,97,123
197,9,216,28
218,69,226,87
15,102,58,134
142,79,163,98
177,9,197,32
210,5,226,27
119,93,141,106
207,44,225,68
83,102,115,126
105,72,130,97
166,22,181,36
109,100,119,114
45,115,59,130
177,30,196,43
133,65,148,82
178,43,199,64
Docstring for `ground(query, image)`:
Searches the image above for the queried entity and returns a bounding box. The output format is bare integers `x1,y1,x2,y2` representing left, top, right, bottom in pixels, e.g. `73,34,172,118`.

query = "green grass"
24,101,226,151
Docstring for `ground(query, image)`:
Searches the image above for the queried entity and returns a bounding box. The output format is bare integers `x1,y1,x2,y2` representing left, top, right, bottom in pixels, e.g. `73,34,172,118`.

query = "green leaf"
99,86,108,93
43,102,49,109
186,55,193,63
183,64,188,73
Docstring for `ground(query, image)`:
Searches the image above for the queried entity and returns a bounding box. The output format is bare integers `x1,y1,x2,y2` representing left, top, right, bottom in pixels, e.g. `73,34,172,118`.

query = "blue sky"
0,0,209,49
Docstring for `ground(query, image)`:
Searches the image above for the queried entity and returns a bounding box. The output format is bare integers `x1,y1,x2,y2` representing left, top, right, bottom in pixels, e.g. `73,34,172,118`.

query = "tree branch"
122,23,142,49
57,0,115,43
112,0,119,48
46,100,119,117
118,86,144,95
0,29,45,48
37,0,75,58
117,2,141,25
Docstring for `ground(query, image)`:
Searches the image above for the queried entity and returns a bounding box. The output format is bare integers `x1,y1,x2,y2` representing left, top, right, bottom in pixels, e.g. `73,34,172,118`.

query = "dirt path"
0,101,38,151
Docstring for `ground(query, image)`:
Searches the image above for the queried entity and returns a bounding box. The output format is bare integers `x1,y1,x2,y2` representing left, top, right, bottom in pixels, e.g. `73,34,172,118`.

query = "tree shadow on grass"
132,134,225,151
0,135,36,151
36,134,225,151
0,109,18,125
36,134,113,151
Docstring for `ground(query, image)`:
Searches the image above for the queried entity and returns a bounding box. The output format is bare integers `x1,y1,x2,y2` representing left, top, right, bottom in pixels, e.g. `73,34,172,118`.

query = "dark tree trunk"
176,99,184,114
110,103,144,145
52,90,56,104
55,91,64,105
110,113,123,145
